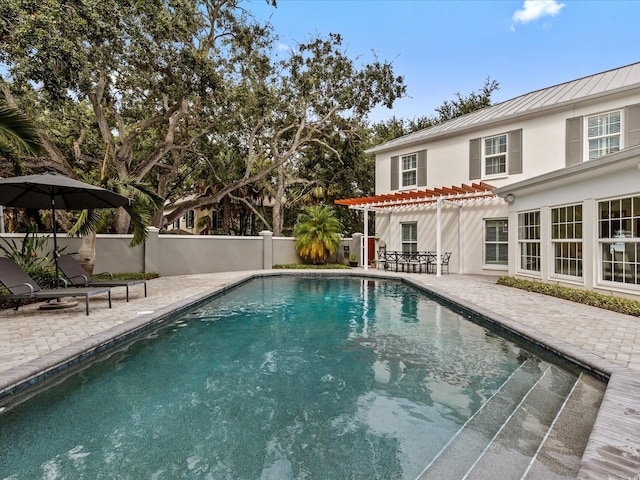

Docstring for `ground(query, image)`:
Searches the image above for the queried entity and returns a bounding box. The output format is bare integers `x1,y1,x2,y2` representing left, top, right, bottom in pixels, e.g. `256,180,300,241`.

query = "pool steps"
416,360,604,480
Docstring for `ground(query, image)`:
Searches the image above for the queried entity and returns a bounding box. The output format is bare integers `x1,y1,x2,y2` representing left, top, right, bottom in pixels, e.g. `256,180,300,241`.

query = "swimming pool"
0,276,597,479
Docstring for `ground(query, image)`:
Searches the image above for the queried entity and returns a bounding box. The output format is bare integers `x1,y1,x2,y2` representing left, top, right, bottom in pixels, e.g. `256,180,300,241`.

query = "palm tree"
67,176,164,273
0,102,43,175
293,205,342,264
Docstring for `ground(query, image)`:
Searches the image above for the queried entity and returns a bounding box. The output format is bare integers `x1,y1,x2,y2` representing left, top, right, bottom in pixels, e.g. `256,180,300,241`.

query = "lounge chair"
57,255,147,302
0,257,111,315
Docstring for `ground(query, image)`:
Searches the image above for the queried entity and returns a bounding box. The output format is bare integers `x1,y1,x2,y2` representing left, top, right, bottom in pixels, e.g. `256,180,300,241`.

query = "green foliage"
93,272,159,281
369,78,500,143
0,226,58,288
273,263,350,270
0,227,51,271
497,276,640,317
434,78,499,123
0,102,43,175
293,205,342,265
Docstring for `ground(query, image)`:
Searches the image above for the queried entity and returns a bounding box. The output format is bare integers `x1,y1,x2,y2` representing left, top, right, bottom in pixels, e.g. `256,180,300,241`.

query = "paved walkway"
1,270,639,479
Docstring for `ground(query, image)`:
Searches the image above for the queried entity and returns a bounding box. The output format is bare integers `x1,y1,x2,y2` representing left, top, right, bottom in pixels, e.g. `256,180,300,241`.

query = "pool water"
0,277,565,479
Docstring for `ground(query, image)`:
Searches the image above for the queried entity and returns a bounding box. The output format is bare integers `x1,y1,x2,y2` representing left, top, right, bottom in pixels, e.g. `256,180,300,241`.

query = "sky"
249,0,640,122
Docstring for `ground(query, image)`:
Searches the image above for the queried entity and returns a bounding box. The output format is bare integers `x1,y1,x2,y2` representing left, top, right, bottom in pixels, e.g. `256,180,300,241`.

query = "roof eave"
494,145,640,198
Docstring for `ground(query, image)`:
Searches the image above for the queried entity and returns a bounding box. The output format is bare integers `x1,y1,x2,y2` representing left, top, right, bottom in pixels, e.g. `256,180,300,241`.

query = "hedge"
497,276,640,317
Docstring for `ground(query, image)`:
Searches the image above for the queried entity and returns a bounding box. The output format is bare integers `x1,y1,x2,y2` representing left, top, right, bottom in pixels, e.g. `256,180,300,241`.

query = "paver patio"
0,270,638,479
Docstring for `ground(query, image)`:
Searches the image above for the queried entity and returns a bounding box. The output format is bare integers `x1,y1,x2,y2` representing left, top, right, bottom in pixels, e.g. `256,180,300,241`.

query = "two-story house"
337,62,640,297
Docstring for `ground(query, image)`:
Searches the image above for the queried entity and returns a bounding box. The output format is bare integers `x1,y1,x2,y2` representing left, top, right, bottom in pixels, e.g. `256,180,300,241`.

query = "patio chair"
57,255,147,302
419,252,436,273
0,257,111,315
427,252,452,274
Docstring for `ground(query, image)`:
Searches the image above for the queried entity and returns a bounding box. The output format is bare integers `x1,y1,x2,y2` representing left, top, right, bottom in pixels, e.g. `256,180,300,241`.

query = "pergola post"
436,197,442,277
363,206,369,270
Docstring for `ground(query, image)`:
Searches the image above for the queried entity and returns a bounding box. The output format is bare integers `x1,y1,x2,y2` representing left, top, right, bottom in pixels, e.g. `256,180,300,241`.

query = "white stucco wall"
503,150,640,298
374,93,640,195
373,197,508,275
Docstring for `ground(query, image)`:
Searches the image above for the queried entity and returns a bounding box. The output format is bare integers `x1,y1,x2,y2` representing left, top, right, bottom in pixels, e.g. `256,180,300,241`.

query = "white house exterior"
337,62,640,295
495,144,640,299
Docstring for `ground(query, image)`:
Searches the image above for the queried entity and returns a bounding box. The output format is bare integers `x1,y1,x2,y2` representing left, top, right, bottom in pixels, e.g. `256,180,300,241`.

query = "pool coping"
1,270,639,479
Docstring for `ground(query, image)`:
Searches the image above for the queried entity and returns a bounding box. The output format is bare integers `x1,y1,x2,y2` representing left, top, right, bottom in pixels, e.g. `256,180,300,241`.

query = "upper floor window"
566,105,640,166
390,150,427,191
401,153,417,188
484,134,507,176
469,129,521,181
587,111,621,160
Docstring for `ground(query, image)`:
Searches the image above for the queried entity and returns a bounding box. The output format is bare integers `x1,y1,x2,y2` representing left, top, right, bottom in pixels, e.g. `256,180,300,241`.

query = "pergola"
335,182,498,275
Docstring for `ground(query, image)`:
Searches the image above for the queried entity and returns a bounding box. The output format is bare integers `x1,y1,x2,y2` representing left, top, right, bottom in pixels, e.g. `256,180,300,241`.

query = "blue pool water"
1,276,547,479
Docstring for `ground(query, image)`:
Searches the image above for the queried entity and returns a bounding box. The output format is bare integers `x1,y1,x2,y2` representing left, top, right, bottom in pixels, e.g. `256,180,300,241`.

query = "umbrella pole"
51,200,60,288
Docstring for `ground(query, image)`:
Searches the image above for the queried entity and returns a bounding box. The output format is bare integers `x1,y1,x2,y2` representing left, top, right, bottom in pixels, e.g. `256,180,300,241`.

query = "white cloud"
512,0,565,24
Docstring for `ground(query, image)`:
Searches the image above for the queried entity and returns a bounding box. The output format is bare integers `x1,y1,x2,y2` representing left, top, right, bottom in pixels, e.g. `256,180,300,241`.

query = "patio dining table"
374,251,437,273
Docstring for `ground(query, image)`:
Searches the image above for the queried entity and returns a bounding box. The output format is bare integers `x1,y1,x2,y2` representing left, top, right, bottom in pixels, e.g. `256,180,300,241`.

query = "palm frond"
67,209,112,238
0,104,43,158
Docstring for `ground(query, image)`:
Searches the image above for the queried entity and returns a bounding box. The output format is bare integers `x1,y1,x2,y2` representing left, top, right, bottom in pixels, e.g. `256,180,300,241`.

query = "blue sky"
249,0,640,122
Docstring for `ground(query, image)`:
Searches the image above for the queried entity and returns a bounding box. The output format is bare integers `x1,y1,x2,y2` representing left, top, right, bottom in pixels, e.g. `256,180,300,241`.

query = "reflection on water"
1,277,534,479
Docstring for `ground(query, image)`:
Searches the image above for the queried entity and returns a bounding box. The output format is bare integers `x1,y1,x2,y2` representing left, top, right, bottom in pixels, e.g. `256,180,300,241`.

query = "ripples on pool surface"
0,276,549,479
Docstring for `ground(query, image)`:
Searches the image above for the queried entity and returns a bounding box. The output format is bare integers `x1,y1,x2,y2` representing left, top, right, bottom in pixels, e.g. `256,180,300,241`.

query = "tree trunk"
222,196,231,235
78,232,97,275
113,208,130,234
272,167,286,236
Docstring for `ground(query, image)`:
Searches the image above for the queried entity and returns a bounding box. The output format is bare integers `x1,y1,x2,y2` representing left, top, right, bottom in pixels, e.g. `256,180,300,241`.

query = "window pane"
485,219,508,266
587,111,621,160
599,196,640,239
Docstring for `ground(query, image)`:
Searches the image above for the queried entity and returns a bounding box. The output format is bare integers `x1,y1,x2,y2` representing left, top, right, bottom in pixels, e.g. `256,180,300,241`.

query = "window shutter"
469,138,481,180
565,117,583,166
390,155,399,190
625,104,640,148
417,150,427,187
508,129,522,174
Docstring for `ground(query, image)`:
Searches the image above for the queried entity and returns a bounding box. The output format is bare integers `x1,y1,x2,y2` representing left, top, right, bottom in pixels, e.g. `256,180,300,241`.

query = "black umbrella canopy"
0,172,130,210
0,172,131,285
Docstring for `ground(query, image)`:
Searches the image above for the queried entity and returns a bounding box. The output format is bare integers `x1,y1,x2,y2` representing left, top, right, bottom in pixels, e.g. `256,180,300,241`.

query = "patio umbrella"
0,172,130,282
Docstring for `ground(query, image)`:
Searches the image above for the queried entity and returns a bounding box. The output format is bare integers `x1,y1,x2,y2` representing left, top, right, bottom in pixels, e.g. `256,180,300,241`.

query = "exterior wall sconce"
505,194,515,203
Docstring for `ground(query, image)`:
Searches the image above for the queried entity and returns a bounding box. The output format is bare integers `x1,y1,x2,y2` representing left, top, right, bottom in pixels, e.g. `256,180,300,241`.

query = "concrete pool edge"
0,270,639,479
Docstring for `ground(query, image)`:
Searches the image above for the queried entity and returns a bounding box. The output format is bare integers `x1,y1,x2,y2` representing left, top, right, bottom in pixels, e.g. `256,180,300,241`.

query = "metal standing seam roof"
368,62,640,154
335,182,497,210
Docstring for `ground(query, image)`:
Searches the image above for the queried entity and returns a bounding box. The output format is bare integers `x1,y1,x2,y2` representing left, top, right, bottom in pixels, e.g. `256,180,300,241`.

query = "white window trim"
401,221,418,252
596,194,640,289
549,204,584,282
482,133,508,180
483,218,509,269
584,109,624,161
400,153,418,189
517,210,541,275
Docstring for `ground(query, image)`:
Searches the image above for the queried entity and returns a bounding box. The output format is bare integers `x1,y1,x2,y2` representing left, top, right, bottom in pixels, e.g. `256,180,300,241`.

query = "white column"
436,197,442,276
458,203,463,274
363,207,369,271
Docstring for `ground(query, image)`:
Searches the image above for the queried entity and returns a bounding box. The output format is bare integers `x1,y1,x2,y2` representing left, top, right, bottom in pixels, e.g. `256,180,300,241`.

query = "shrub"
273,263,350,270
293,205,342,265
497,276,640,317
